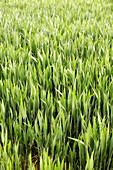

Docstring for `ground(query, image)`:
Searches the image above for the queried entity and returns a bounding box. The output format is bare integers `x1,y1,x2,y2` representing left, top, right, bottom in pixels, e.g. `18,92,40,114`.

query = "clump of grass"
0,0,113,169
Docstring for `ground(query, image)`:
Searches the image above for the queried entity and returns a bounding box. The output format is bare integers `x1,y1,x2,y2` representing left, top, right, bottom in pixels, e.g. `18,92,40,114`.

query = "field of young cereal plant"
0,0,113,169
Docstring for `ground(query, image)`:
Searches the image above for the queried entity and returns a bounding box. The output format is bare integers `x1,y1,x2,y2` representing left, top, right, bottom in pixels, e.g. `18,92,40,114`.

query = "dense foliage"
0,0,113,169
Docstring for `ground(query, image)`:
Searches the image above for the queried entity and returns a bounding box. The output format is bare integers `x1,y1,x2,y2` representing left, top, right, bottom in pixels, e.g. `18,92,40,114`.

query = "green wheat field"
0,0,113,169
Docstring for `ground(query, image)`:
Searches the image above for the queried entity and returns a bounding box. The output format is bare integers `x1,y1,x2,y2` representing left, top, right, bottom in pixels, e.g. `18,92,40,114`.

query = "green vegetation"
0,0,113,169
